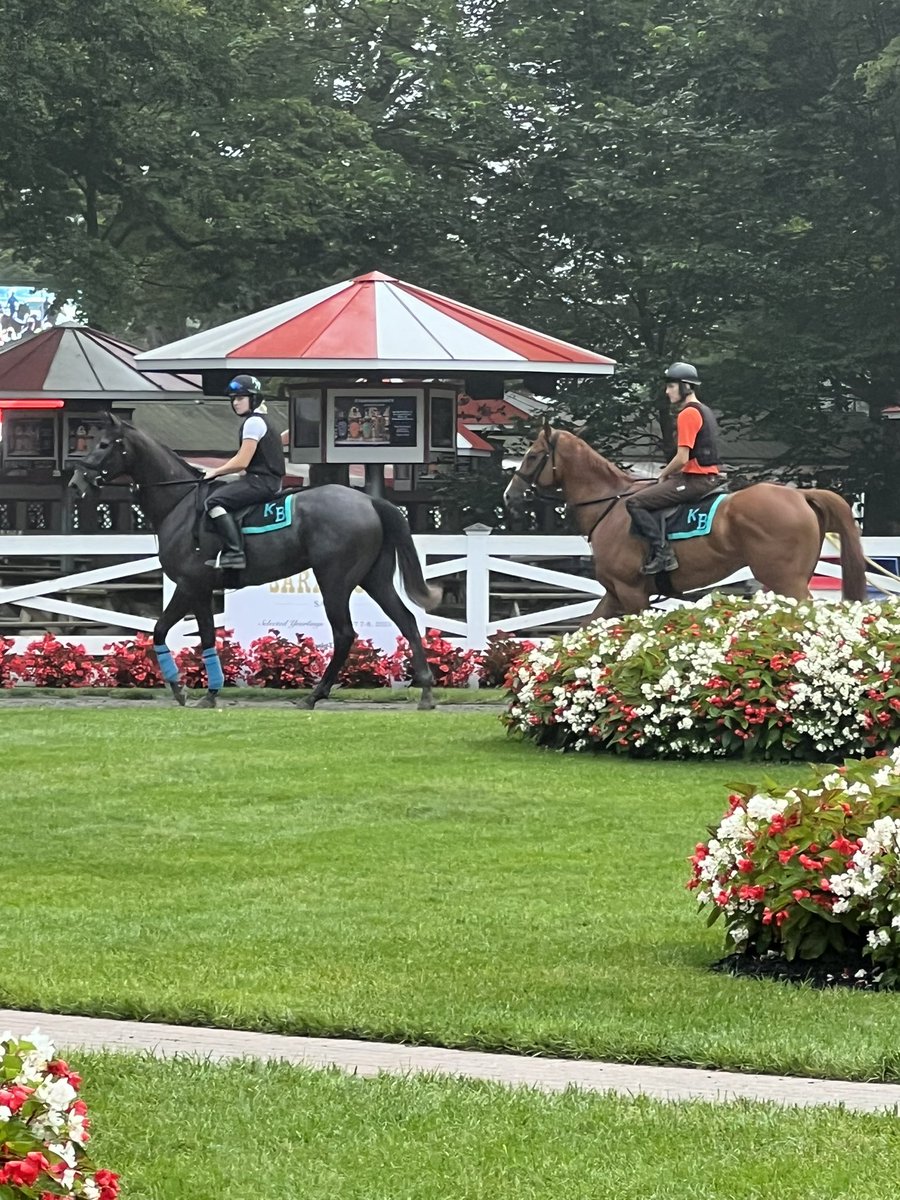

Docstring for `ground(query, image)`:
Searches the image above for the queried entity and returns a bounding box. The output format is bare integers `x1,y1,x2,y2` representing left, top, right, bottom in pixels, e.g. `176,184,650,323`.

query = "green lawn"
3,709,900,1080
77,1053,900,1199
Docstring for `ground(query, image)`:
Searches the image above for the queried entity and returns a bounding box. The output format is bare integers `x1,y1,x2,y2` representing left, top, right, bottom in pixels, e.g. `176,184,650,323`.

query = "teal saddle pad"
238,493,295,535
665,491,727,540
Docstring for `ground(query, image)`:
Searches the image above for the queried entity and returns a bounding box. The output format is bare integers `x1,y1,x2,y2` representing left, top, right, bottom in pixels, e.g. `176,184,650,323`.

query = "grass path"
71,1052,900,1199
4,709,900,1080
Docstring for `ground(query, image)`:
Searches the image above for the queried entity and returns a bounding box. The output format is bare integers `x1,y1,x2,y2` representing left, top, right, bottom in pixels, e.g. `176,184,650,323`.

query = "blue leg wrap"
202,647,224,691
154,644,180,684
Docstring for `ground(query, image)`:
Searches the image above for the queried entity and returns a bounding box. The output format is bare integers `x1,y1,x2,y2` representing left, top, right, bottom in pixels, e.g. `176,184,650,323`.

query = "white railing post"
464,524,492,676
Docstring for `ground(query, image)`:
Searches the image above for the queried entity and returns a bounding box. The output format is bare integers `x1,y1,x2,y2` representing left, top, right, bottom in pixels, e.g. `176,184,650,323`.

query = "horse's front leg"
193,598,223,709
153,586,192,707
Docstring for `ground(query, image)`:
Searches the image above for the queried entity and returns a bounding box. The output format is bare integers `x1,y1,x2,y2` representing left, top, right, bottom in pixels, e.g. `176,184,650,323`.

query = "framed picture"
326,388,425,464
66,415,108,457
3,413,57,461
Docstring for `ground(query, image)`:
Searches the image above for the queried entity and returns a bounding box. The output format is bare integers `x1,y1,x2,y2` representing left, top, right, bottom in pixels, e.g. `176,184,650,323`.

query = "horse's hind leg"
152,586,192,707
361,565,435,711
302,587,357,709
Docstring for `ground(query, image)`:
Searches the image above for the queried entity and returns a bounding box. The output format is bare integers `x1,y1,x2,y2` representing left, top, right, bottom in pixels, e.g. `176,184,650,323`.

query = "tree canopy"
2,0,899,525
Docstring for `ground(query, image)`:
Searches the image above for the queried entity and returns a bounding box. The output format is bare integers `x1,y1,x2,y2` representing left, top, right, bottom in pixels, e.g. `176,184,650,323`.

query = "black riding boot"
629,507,678,575
205,510,246,569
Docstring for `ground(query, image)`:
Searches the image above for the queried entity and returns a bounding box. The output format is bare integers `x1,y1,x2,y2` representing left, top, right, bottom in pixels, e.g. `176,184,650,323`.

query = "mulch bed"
711,951,890,991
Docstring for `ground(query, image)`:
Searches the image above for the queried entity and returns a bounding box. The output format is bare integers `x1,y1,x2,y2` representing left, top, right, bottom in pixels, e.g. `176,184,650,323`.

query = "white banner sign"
224,570,425,653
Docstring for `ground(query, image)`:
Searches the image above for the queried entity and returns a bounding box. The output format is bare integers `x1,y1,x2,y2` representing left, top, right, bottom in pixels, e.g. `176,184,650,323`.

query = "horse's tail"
372,498,443,612
804,489,867,602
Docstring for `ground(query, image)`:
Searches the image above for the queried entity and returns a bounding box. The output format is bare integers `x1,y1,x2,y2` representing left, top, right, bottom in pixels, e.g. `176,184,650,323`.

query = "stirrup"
641,548,678,575
206,550,246,569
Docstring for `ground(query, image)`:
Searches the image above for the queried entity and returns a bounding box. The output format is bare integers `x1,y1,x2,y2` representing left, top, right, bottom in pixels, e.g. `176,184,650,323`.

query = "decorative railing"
1,528,898,655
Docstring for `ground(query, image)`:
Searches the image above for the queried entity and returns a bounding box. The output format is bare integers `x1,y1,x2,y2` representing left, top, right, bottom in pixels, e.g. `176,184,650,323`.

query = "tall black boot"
629,507,678,575
205,510,246,569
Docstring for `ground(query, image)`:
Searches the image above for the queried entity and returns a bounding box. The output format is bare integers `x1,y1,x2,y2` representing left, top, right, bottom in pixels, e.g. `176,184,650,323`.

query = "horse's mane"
556,429,640,485
115,418,203,478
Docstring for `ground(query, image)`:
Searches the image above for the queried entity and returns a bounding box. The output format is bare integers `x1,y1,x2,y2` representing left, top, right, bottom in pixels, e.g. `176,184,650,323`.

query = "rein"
515,434,654,540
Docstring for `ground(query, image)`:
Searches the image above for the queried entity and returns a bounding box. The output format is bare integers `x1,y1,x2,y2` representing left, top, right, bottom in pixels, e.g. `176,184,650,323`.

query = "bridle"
79,433,202,490
512,428,652,540
513,431,561,502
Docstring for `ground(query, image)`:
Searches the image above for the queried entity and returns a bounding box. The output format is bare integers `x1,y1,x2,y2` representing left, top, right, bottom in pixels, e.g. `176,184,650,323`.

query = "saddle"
660,486,728,541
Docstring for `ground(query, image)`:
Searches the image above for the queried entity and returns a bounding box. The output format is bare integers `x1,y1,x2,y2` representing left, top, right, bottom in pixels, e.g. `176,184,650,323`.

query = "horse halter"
514,432,560,500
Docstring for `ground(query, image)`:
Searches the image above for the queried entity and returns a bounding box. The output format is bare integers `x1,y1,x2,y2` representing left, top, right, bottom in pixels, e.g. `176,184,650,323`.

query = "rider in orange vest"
625,362,723,575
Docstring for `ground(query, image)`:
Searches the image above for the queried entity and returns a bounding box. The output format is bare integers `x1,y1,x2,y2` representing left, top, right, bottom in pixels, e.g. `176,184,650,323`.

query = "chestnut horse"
503,425,867,619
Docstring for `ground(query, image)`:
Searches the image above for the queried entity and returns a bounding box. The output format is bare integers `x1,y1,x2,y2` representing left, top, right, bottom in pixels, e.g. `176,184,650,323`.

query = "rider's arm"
658,407,700,479
658,446,690,480
205,437,258,479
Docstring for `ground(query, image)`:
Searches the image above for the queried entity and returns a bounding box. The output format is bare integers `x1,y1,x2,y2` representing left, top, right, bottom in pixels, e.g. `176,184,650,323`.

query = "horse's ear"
574,425,589,440
541,420,553,439
107,411,122,428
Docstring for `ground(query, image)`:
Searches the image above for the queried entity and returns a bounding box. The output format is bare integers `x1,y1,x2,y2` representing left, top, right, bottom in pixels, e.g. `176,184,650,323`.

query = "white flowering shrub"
0,1029,119,1198
503,594,900,759
689,750,900,982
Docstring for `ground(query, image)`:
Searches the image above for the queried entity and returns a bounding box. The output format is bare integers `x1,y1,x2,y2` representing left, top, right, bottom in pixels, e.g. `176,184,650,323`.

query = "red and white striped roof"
135,271,615,376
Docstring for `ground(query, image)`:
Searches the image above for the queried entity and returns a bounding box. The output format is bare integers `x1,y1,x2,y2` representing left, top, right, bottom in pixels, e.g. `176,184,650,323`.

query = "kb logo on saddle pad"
666,493,726,541
242,495,294,535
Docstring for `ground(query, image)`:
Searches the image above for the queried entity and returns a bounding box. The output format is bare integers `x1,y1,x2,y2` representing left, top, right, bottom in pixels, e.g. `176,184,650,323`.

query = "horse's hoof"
193,692,218,709
417,695,437,711
170,683,187,707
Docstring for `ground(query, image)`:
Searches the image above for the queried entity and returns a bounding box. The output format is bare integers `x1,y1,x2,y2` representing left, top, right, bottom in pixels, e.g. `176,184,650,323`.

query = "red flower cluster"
244,630,326,688
101,632,163,687
337,638,396,688
9,634,97,687
477,631,537,688
0,635,14,685
393,628,478,688
0,1032,120,1200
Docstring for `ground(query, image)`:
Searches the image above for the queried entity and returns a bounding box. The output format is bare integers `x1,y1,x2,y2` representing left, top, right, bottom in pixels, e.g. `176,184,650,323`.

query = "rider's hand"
203,467,218,480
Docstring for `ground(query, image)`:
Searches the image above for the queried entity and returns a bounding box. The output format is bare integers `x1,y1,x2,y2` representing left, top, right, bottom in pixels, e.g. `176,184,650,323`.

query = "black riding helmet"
664,362,701,399
226,374,264,410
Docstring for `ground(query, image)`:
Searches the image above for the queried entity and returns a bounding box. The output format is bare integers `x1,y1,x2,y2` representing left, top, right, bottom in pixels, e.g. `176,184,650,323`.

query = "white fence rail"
1,530,900,656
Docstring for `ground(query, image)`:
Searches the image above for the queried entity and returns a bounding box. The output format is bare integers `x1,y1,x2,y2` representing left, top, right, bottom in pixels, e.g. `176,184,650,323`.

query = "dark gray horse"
70,415,441,709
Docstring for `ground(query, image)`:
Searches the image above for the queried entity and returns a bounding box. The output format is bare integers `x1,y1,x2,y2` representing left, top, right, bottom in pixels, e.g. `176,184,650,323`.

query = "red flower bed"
245,630,326,688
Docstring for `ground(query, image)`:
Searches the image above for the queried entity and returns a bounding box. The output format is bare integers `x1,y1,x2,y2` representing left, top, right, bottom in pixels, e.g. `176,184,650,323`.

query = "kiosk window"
292,393,322,449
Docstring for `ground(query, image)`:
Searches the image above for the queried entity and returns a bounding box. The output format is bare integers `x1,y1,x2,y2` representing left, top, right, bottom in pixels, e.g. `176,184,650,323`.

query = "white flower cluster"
506,593,900,757
0,1028,118,1198
830,816,900,947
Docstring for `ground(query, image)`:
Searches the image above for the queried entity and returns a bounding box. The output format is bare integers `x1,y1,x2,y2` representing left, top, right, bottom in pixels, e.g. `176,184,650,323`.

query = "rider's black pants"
204,474,280,513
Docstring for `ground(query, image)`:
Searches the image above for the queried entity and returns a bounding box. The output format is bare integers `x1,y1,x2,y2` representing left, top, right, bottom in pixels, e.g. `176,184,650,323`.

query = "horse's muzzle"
502,475,528,515
69,465,100,498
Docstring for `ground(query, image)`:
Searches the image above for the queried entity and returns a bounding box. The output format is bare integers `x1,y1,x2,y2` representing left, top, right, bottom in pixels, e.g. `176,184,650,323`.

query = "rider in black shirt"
203,375,284,569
